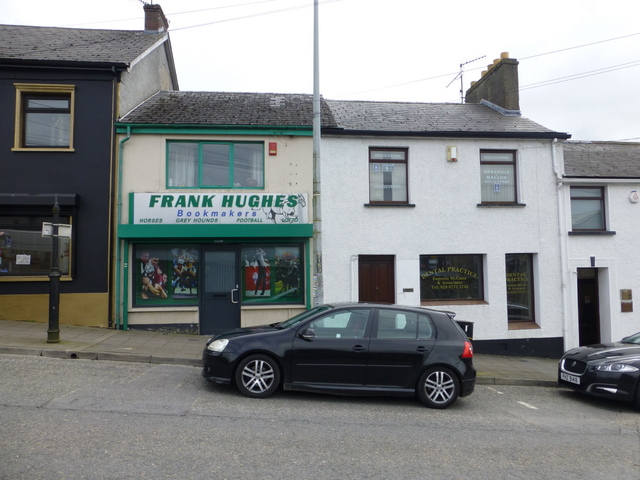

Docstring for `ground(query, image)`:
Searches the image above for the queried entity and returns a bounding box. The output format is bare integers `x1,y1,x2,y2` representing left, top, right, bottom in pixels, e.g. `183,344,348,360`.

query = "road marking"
486,386,504,395
518,401,538,410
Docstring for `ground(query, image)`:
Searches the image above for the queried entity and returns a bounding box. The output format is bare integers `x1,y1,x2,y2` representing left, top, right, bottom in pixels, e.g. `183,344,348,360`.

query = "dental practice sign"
133,193,308,225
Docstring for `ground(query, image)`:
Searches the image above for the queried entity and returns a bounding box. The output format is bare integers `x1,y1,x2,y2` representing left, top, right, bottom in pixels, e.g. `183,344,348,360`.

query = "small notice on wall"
16,254,31,265
621,289,633,312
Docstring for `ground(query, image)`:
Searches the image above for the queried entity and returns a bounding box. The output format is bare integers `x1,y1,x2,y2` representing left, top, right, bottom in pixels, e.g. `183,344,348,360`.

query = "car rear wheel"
417,366,460,409
235,354,281,398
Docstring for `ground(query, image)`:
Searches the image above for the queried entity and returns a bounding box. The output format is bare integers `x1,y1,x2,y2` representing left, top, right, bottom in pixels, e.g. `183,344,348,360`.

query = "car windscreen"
620,332,640,344
277,305,332,329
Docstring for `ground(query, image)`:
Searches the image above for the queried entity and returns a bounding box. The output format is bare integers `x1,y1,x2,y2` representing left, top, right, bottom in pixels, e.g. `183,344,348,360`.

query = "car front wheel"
235,354,281,398
417,366,460,409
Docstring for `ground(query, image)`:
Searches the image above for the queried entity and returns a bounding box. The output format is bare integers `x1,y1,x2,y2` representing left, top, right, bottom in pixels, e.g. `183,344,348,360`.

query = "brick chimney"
144,3,169,33
465,52,520,113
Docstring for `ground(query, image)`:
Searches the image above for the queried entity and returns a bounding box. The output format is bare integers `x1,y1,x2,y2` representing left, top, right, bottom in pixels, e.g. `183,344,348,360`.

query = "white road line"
486,386,504,395
518,401,538,410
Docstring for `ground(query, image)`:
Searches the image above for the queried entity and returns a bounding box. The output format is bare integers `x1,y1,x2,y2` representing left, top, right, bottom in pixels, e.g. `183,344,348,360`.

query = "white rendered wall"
563,181,640,348
320,136,564,342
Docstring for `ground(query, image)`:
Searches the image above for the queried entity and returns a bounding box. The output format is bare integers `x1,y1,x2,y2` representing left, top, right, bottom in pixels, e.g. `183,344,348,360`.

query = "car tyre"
235,354,281,398
633,381,640,411
417,366,460,409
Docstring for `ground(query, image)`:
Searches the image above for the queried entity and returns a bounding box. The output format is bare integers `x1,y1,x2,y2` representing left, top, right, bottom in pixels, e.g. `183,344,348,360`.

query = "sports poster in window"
134,245,198,307
242,244,304,305
170,248,199,299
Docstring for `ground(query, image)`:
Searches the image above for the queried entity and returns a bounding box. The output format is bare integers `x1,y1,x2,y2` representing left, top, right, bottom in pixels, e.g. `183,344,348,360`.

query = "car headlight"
593,363,639,373
206,338,229,353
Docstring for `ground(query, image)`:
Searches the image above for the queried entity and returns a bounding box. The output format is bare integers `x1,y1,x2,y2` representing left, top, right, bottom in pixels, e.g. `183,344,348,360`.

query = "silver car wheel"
424,370,456,404
240,358,276,394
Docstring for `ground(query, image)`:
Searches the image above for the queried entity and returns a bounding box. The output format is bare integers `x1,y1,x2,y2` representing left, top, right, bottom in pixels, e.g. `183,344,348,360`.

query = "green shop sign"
132,193,309,225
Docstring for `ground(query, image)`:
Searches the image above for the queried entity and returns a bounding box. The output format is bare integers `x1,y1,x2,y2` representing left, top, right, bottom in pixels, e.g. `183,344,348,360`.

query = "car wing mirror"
300,328,316,341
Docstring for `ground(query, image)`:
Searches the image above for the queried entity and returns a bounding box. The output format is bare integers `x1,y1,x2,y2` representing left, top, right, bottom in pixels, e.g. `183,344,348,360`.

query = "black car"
558,332,640,409
202,303,475,409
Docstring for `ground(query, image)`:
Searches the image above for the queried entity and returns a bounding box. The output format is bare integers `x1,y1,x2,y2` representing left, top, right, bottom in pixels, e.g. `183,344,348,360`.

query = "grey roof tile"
120,91,336,127
564,141,640,178
325,99,563,135
0,24,164,66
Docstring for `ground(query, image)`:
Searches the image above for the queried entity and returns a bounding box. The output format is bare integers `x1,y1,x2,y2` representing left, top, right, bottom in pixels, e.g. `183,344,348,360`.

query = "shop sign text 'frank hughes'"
133,193,308,225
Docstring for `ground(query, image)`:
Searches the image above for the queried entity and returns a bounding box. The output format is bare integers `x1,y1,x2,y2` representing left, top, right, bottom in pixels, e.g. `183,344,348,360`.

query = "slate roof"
119,91,336,127
563,141,640,178
120,91,570,139
325,99,568,138
0,24,166,68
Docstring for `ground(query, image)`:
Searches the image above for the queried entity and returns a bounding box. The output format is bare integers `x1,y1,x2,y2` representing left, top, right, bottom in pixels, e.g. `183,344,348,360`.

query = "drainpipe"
552,138,571,350
115,126,131,329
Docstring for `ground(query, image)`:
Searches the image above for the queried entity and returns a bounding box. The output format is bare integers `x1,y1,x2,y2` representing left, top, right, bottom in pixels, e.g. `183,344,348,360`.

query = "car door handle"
352,345,367,352
416,346,429,352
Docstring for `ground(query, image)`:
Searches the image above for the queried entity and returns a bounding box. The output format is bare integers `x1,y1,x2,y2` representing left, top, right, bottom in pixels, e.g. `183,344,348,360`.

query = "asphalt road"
1,355,639,480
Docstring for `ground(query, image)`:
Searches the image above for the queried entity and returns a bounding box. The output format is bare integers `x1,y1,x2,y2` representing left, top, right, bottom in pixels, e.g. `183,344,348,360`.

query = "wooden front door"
358,255,395,304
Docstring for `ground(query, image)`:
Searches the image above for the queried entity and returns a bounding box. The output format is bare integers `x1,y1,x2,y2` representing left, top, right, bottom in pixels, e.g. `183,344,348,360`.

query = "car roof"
323,302,455,318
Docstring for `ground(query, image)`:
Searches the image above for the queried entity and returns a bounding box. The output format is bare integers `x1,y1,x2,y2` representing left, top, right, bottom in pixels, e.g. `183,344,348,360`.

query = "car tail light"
461,341,473,358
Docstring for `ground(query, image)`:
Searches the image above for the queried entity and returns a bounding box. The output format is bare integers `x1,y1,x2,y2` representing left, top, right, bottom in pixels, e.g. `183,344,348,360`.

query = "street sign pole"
47,196,61,343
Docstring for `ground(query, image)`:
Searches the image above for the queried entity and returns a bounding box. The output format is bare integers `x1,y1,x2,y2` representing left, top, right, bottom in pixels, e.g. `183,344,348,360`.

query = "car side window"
376,310,435,339
308,309,370,339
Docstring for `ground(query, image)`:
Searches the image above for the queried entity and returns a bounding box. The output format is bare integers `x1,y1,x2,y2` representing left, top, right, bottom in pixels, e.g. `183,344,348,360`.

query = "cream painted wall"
119,133,313,223
320,135,564,343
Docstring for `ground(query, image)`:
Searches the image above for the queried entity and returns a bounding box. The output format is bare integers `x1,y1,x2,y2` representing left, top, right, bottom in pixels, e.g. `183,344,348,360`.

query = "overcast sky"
3,0,639,141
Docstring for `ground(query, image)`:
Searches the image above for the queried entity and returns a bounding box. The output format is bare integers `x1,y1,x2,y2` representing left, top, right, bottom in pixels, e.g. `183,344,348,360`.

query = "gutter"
321,129,571,140
115,126,132,330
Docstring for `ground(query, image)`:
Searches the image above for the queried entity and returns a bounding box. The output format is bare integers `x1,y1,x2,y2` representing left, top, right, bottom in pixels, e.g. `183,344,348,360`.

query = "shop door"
358,255,395,303
577,268,601,346
200,248,240,335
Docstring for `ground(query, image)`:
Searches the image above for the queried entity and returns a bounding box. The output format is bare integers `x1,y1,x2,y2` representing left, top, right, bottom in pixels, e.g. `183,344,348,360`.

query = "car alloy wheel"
235,354,281,398
418,366,460,409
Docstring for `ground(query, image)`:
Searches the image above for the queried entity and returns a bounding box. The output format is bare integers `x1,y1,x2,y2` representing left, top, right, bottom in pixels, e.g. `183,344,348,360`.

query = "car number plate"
561,372,580,385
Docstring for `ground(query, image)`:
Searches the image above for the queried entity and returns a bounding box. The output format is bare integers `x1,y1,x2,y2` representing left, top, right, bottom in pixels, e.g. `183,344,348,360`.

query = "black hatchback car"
558,332,640,409
202,303,476,408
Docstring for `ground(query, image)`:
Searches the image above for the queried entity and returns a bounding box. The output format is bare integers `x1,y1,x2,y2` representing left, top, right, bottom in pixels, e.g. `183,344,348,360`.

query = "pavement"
0,320,559,387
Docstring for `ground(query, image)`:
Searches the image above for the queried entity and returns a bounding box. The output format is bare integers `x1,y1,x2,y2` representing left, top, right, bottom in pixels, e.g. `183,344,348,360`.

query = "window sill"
568,231,616,236
12,147,75,152
477,203,526,208
421,299,487,306
508,321,540,330
0,275,73,282
365,203,416,208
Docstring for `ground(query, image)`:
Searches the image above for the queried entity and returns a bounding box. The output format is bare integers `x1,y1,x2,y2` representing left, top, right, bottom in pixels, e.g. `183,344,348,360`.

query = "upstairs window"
14,84,75,150
570,187,605,231
368,148,408,204
167,141,264,189
480,150,517,204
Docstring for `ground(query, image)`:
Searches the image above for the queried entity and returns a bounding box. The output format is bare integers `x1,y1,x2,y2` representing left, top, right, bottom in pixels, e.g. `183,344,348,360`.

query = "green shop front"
117,192,313,334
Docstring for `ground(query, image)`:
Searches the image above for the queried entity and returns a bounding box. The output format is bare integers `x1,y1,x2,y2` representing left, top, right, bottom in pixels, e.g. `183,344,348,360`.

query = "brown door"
358,255,395,303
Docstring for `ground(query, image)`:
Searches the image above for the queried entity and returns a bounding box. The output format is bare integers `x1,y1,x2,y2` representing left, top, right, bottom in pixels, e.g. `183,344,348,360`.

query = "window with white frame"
479,150,517,203
368,148,408,204
167,141,264,189
570,186,605,231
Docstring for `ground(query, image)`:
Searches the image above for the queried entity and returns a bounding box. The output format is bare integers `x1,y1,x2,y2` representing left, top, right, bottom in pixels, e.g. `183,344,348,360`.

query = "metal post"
47,196,60,343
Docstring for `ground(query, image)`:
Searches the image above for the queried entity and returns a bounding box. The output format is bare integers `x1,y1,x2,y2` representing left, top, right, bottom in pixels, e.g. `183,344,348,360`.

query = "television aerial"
447,55,486,103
